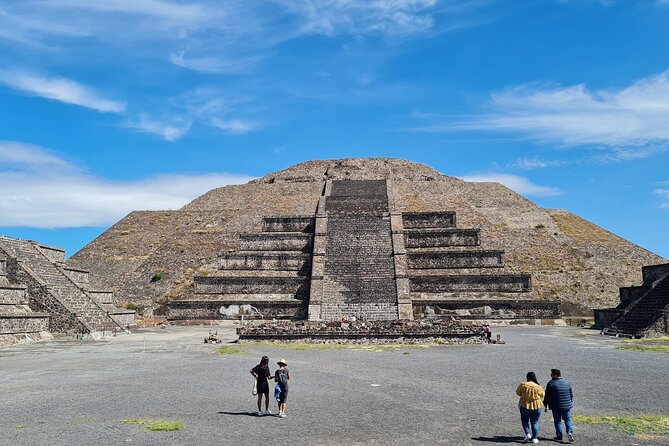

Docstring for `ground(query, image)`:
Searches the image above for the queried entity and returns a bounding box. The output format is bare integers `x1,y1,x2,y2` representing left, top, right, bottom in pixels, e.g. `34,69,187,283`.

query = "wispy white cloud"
273,0,438,36
508,157,566,170
0,70,126,113
460,173,561,197
656,186,669,208
416,70,669,157
124,114,193,141
210,118,258,134
0,142,254,227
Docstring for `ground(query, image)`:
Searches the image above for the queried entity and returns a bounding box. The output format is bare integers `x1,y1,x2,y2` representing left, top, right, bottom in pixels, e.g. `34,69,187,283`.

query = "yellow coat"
516,381,545,410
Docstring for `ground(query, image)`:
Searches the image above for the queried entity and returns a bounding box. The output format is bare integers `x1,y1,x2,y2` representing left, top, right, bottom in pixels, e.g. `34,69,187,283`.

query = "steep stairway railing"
0,236,126,335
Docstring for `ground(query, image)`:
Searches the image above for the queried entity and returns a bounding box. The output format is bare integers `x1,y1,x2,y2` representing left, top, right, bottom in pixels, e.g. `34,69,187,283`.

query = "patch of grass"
623,336,669,344
573,414,669,437
217,345,245,355
121,419,183,432
618,345,669,353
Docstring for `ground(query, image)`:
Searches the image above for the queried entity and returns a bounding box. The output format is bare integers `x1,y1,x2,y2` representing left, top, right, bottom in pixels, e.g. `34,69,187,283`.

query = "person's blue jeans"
551,408,573,439
519,407,542,439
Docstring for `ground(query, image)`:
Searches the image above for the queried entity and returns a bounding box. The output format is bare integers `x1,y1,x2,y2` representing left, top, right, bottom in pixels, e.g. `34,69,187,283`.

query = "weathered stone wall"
412,299,561,319
218,253,311,271
62,267,90,287
411,274,532,293
6,259,84,333
407,251,504,269
0,285,28,304
239,233,313,252
194,276,310,297
263,216,315,233
36,244,66,264
166,299,306,320
0,312,50,334
237,319,484,344
402,212,456,229
405,229,480,248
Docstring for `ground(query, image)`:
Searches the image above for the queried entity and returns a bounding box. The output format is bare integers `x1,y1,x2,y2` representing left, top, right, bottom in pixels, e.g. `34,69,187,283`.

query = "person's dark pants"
551,408,573,439
520,407,542,439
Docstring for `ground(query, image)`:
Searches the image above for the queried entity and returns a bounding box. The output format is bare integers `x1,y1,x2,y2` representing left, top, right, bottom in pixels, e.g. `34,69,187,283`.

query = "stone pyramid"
72,158,665,320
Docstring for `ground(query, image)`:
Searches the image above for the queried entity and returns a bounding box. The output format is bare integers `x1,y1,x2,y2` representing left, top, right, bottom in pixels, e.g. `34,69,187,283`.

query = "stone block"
402,212,456,229
262,216,315,233
410,274,532,293
407,251,504,269
405,229,480,248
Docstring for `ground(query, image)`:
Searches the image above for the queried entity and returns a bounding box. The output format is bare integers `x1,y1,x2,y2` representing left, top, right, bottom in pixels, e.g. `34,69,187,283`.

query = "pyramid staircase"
600,263,669,337
0,236,134,338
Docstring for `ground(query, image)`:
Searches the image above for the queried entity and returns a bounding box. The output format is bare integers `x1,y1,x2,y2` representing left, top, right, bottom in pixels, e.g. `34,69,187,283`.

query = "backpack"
276,369,288,387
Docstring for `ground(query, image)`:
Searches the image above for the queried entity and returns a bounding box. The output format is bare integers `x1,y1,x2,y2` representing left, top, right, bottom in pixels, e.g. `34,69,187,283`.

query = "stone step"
239,233,313,252
330,179,387,197
210,270,309,278
218,252,310,271
405,229,480,248
262,216,315,233
402,212,456,229
0,286,28,304
324,196,388,215
194,276,310,297
407,250,505,269
410,274,532,293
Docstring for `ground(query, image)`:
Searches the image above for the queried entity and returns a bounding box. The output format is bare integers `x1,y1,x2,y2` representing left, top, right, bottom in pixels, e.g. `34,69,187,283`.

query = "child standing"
274,358,291,418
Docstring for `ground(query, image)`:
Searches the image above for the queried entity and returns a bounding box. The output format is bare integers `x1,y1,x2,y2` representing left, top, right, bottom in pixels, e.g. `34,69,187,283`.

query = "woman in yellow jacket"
516,371,545,443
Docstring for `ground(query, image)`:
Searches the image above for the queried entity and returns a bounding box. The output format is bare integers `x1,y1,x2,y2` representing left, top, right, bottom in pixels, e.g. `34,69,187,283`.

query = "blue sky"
1,0,668,258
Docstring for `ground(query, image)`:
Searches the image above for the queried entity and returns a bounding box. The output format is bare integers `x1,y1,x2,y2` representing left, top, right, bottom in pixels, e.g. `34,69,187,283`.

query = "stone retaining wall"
194,276,310,296
411,274,532,293
166,299,306,320
402,212,456,229
263,216,315,233
412,299,561,319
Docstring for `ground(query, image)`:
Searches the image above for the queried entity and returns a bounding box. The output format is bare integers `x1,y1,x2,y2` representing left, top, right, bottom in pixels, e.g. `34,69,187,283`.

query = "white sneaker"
279,412,286,418
264,409,271,416
532,438,539,444
523,434,532,443
257,410,263,416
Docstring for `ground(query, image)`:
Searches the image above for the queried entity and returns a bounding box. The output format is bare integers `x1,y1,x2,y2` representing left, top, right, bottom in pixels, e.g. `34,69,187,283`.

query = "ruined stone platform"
236,319,484,344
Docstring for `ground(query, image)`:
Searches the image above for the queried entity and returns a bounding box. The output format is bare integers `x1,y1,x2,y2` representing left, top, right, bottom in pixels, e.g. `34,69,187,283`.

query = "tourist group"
517,369,575,443
250,356,291,418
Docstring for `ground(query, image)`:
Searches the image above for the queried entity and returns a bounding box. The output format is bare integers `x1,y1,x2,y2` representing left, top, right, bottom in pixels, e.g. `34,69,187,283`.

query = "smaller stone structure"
0,258,51,348
0,235,135,347
237,318,484,344
597,263,669,337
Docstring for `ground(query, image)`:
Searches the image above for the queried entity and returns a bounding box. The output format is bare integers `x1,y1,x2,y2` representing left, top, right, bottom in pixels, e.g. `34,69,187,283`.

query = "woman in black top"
250,356,272,416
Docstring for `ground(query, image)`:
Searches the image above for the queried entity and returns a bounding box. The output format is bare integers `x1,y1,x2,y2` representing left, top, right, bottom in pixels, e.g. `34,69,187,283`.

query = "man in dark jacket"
544,369,574,443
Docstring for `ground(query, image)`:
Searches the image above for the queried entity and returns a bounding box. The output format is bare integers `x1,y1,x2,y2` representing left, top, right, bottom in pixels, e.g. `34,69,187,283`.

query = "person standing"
250,356,272,416
544,369,574,443
274,358,290,418
516,371,545,444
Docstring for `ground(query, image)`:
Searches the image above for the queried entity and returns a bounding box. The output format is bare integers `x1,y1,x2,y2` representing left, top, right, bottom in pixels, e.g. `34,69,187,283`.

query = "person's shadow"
471,436,526,443
218,411,260,417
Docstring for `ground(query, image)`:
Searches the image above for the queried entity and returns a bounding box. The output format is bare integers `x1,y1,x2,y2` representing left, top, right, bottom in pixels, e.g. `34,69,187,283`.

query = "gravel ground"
1,325,668,446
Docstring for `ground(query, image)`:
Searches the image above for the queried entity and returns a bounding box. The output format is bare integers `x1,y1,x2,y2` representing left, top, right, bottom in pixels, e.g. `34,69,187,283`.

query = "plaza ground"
1,325,668,446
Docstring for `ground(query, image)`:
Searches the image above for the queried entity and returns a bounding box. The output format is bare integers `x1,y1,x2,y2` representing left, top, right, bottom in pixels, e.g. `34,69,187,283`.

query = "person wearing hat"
274,358,291,418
